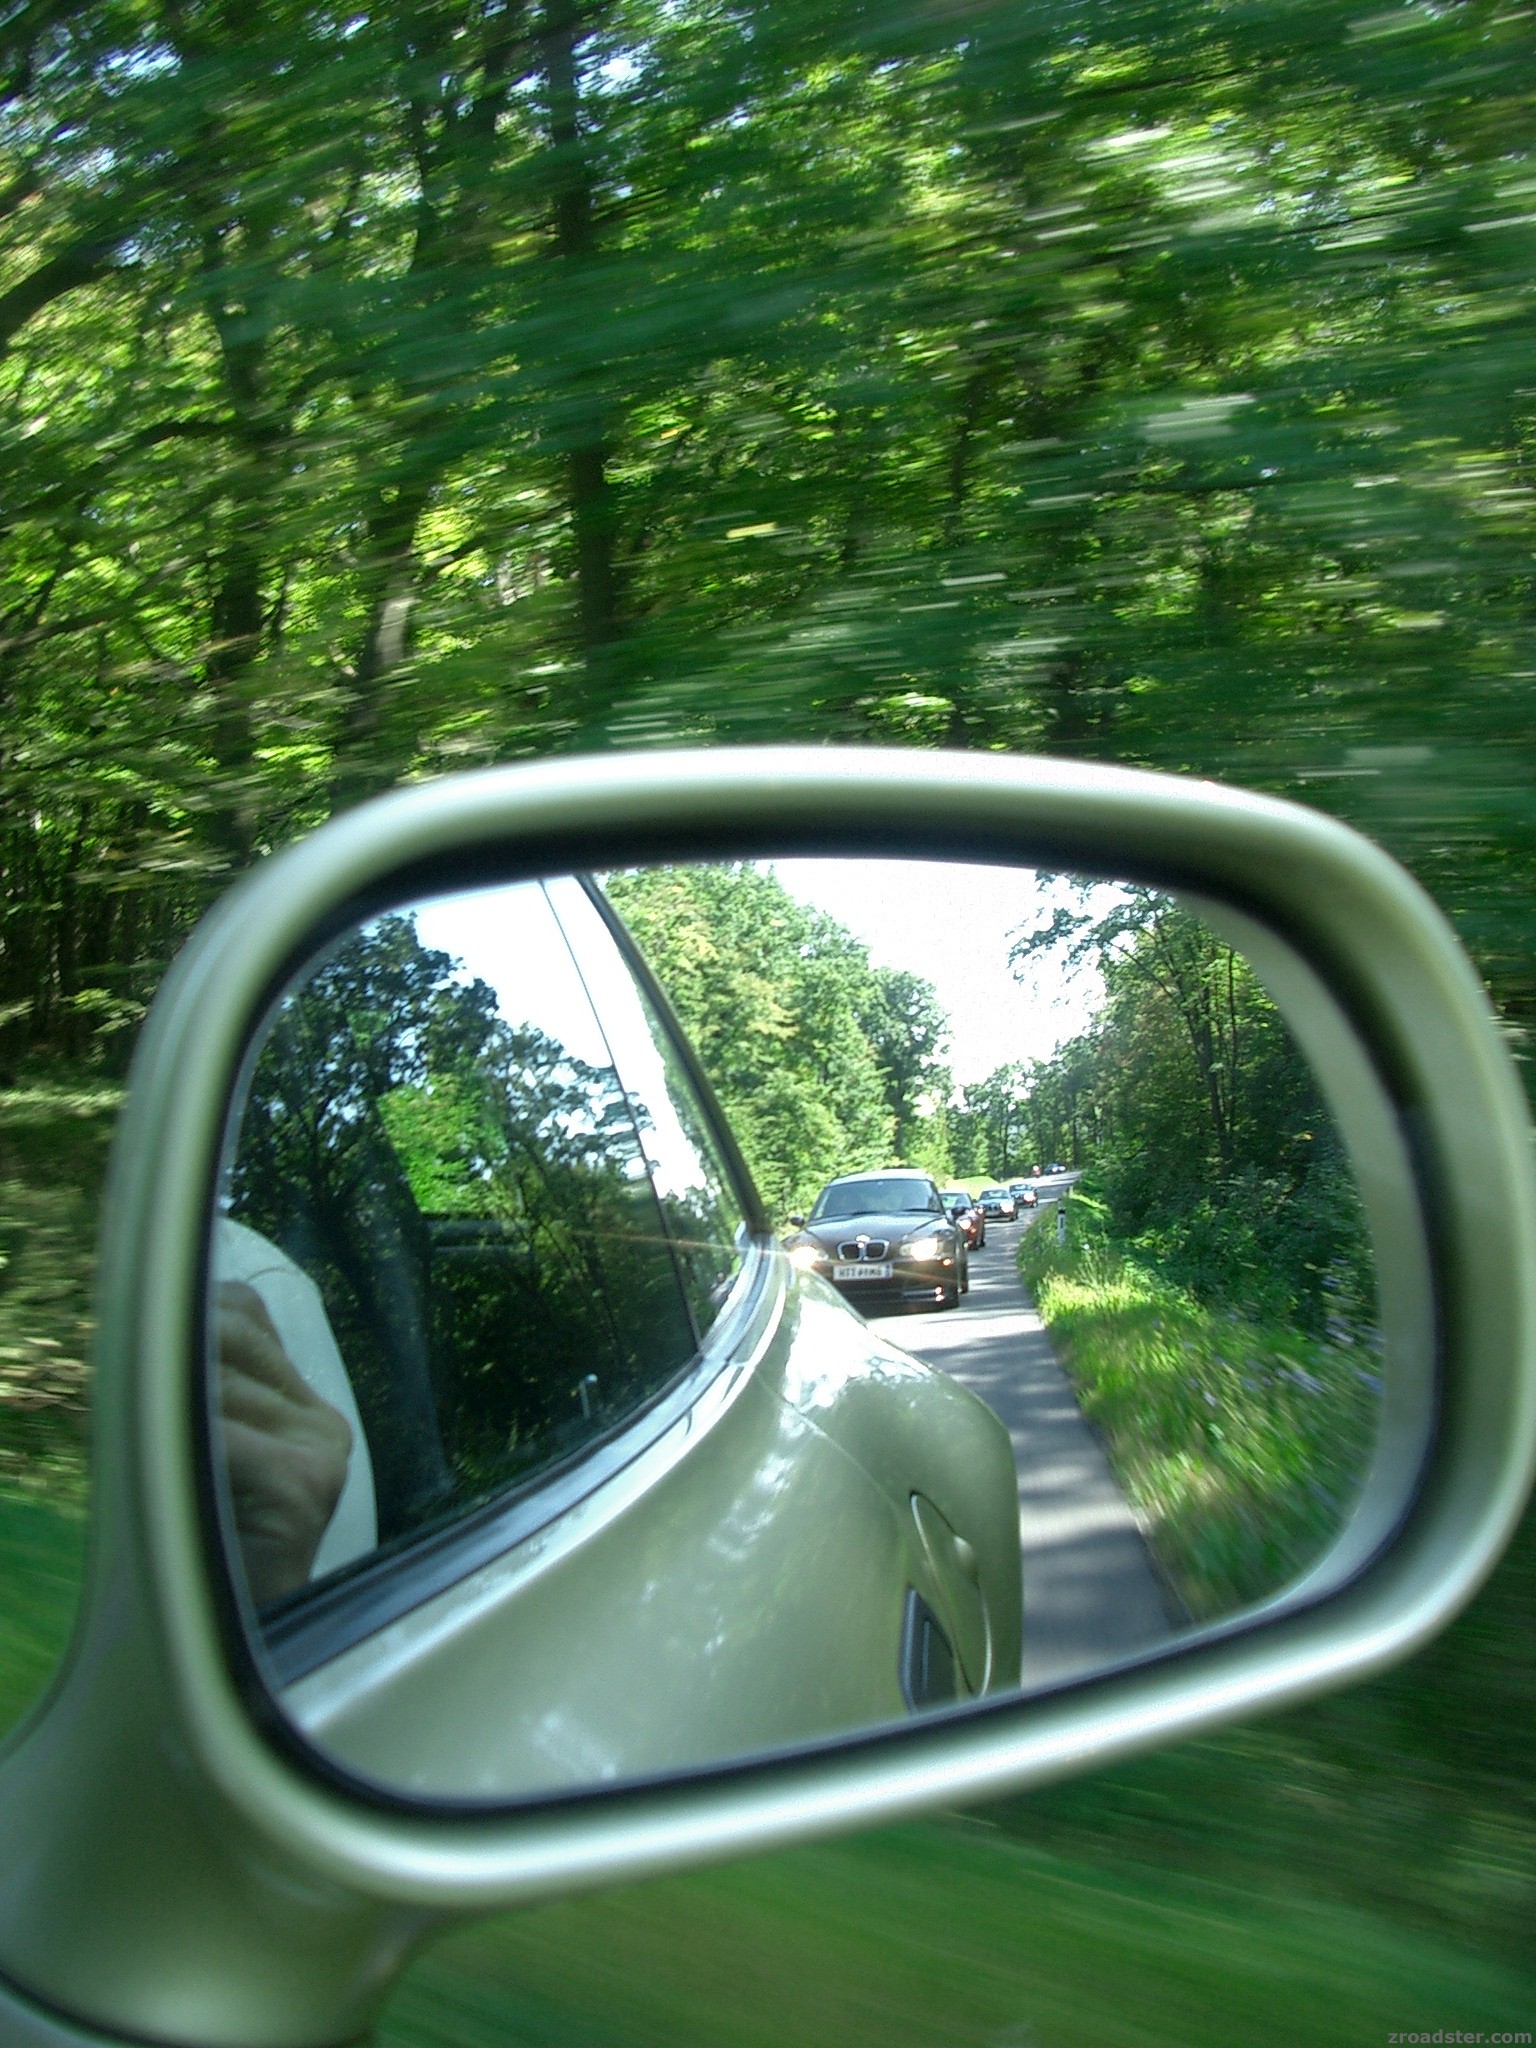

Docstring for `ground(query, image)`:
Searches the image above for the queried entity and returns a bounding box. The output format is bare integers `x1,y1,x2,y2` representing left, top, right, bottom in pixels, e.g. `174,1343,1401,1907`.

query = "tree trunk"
198,211,284,868
541,0,624,686
944,362,994,550
330,476,437,812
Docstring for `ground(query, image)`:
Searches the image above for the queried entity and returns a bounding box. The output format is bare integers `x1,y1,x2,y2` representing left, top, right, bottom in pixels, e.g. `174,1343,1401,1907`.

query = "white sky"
772,858,1117,1088
415,882,610,1070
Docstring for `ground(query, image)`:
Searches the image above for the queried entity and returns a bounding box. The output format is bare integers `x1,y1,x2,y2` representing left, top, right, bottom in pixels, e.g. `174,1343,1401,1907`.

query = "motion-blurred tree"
1010,890,1373,1333
2,0,1533,1097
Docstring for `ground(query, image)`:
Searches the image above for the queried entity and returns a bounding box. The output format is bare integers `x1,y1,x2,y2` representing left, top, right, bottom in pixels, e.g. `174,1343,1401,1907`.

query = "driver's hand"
216,1280,353,1607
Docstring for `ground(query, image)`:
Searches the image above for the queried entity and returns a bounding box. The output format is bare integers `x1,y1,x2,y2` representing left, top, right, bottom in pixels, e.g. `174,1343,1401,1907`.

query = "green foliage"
1009,892,1376,1338
6,0,1536,1097
1129,1157,1375,1346
379,1076,511,1219
949,1063,1035,1181
1020,1208,1379,1619
605,864,951,1217
856,968,953,1164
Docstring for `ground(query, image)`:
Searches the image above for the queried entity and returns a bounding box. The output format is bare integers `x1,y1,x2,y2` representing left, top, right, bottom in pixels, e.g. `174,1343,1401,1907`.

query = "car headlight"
904,1233,947,1262
788,1242,826,1270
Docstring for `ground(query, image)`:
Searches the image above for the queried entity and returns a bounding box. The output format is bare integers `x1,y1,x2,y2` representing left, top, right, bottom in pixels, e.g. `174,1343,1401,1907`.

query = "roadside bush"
1020,1203,1380,1619
1095,1150,1377,1344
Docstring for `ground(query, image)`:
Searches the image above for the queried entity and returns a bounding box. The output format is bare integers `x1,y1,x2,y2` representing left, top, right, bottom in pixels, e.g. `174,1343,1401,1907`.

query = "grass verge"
379,1818,1536,2048
0,1080,110,1738
0,1486,85,1739
1019,1202,1379,1620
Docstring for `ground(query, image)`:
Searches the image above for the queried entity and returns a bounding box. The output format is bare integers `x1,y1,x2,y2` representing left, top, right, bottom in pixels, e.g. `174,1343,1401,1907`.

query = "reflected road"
867,1197,1178,1689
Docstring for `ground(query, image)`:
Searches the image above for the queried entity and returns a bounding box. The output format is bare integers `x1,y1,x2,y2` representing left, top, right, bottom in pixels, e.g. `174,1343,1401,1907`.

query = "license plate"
834,1261,893,1281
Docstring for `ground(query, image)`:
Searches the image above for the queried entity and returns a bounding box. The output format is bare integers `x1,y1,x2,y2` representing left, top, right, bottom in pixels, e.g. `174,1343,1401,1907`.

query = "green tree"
952,1063,1031,1180
604,865,956,1216
1015,889,1373,1337
855,967,952,1162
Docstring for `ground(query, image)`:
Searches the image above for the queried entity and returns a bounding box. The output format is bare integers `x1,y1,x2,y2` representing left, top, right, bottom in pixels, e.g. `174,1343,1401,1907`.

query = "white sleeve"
214,1217,379,1578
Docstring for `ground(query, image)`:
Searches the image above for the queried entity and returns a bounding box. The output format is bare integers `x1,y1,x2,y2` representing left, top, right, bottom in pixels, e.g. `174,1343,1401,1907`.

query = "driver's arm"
216,1280,354,1607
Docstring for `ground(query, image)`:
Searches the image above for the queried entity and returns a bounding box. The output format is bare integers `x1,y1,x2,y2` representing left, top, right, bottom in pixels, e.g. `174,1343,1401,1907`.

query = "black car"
1009,1180,1038,1210
941,1189,985,1250
786,1169,967,1312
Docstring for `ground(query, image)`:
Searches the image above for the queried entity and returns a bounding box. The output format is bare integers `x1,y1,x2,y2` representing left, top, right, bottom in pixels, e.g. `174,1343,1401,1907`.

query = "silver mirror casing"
0,747,1531,2048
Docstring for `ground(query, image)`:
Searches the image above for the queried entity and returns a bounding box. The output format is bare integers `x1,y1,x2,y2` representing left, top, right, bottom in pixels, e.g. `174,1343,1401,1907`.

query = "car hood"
794,1211,950,1252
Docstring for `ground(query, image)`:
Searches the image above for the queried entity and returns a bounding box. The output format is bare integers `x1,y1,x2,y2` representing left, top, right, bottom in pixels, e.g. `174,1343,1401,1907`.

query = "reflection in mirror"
210,859,1421,1804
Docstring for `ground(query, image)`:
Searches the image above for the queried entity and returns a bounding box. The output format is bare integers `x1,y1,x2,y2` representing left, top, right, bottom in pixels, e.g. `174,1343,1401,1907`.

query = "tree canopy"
2,0,1534,1091
604,863,954,1216
996,888,1374,1337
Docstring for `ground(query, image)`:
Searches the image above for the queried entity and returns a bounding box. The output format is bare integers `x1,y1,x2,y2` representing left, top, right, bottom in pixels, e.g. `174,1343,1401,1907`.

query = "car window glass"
811,1178,943,1220
548,877,748,1338
217,879,698,1598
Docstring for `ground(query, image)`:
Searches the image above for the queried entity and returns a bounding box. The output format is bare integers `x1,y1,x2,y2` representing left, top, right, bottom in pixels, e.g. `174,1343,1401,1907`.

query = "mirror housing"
1,745,1532,2048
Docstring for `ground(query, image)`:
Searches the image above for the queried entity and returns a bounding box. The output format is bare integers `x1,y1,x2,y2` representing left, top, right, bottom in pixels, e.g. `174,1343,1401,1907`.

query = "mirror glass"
208,859,1422,1802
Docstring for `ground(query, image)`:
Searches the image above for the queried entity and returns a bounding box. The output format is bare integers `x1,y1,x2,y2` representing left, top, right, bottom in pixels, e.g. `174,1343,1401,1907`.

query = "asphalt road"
866,1198,1177,1690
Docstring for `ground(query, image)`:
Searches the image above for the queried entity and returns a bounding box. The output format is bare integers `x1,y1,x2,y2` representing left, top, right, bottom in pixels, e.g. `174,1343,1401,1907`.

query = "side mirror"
1,746,1532,2048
